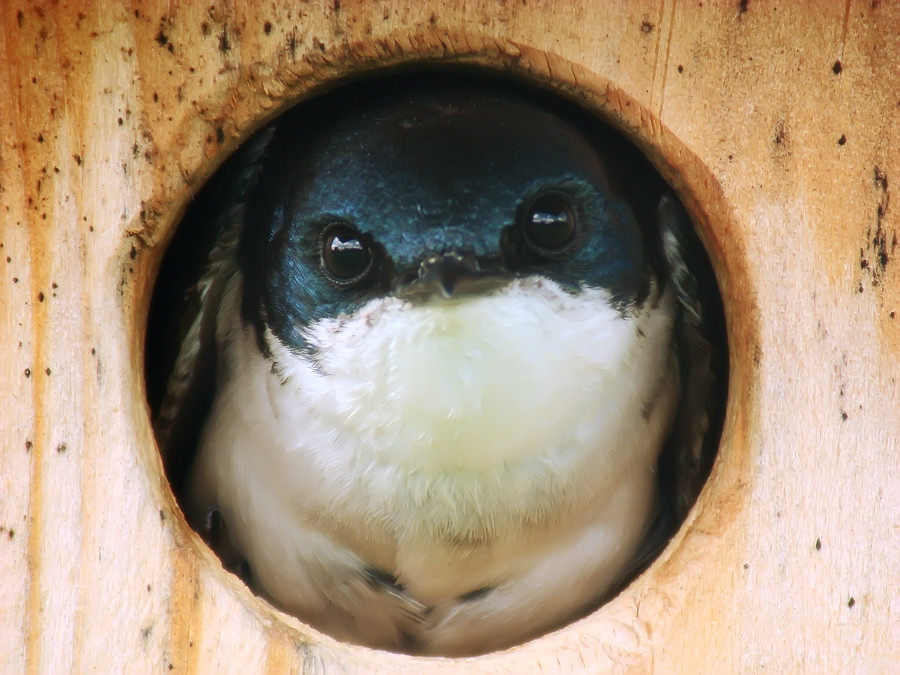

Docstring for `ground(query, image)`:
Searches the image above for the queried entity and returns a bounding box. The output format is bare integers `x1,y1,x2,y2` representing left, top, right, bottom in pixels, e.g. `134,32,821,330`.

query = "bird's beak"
397,253,510,302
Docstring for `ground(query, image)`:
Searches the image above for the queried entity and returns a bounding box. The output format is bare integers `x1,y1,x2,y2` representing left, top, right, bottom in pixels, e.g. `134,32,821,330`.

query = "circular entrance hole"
145,66,727,657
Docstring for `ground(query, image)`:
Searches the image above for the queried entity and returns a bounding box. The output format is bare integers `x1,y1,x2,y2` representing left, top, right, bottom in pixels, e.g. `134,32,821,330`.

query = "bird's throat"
292,278,662,474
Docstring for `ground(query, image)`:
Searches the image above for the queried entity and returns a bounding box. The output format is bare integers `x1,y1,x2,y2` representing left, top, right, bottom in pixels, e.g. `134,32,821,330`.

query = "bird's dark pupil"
524,195,576,250
323,227,370,280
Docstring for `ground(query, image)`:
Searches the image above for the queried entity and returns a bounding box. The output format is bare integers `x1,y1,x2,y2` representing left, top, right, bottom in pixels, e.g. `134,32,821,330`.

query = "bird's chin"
269,276,675,476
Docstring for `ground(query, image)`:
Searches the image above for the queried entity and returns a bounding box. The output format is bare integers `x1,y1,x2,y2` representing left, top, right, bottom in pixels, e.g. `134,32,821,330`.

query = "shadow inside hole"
145,66,728,656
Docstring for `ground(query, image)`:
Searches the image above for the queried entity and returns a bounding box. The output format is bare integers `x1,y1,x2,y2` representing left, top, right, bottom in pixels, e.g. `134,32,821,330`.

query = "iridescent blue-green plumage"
241,79,655,351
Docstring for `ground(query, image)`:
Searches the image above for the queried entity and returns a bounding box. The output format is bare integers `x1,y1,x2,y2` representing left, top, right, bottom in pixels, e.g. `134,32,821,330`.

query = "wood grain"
1,1,897,672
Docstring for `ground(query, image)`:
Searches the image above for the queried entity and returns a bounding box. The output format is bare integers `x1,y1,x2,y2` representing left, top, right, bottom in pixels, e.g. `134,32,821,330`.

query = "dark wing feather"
657,192,722,518
151,128,275,494
620,191,726,584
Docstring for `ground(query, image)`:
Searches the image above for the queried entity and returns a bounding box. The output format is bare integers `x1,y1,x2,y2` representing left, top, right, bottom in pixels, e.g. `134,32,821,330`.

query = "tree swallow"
153,73,721,656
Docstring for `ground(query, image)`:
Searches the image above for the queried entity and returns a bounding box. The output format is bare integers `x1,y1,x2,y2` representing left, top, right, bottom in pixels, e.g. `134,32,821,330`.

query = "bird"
153,72,720,657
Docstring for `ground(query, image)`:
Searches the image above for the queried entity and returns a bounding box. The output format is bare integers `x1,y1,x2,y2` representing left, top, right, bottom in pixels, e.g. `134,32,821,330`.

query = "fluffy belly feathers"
187,273,679,652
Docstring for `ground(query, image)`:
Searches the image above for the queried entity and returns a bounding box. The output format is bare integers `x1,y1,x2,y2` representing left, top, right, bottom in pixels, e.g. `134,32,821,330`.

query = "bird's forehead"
317,94,605,180
280,95,611,256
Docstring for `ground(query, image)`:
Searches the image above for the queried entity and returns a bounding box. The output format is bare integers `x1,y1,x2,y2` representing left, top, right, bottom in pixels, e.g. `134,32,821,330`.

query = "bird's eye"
521,194,578,253
321,224,373,283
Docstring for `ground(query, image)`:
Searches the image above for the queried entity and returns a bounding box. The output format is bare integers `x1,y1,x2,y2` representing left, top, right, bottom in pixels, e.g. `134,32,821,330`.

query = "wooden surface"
1,1,898,672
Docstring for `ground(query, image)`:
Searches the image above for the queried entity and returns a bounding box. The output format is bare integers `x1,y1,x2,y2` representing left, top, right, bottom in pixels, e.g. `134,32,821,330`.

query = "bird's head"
229,74,678,475
240,76,661,351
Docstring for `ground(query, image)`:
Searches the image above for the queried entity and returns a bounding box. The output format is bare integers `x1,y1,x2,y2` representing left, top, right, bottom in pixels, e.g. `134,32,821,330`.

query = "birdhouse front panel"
1,2,897,673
